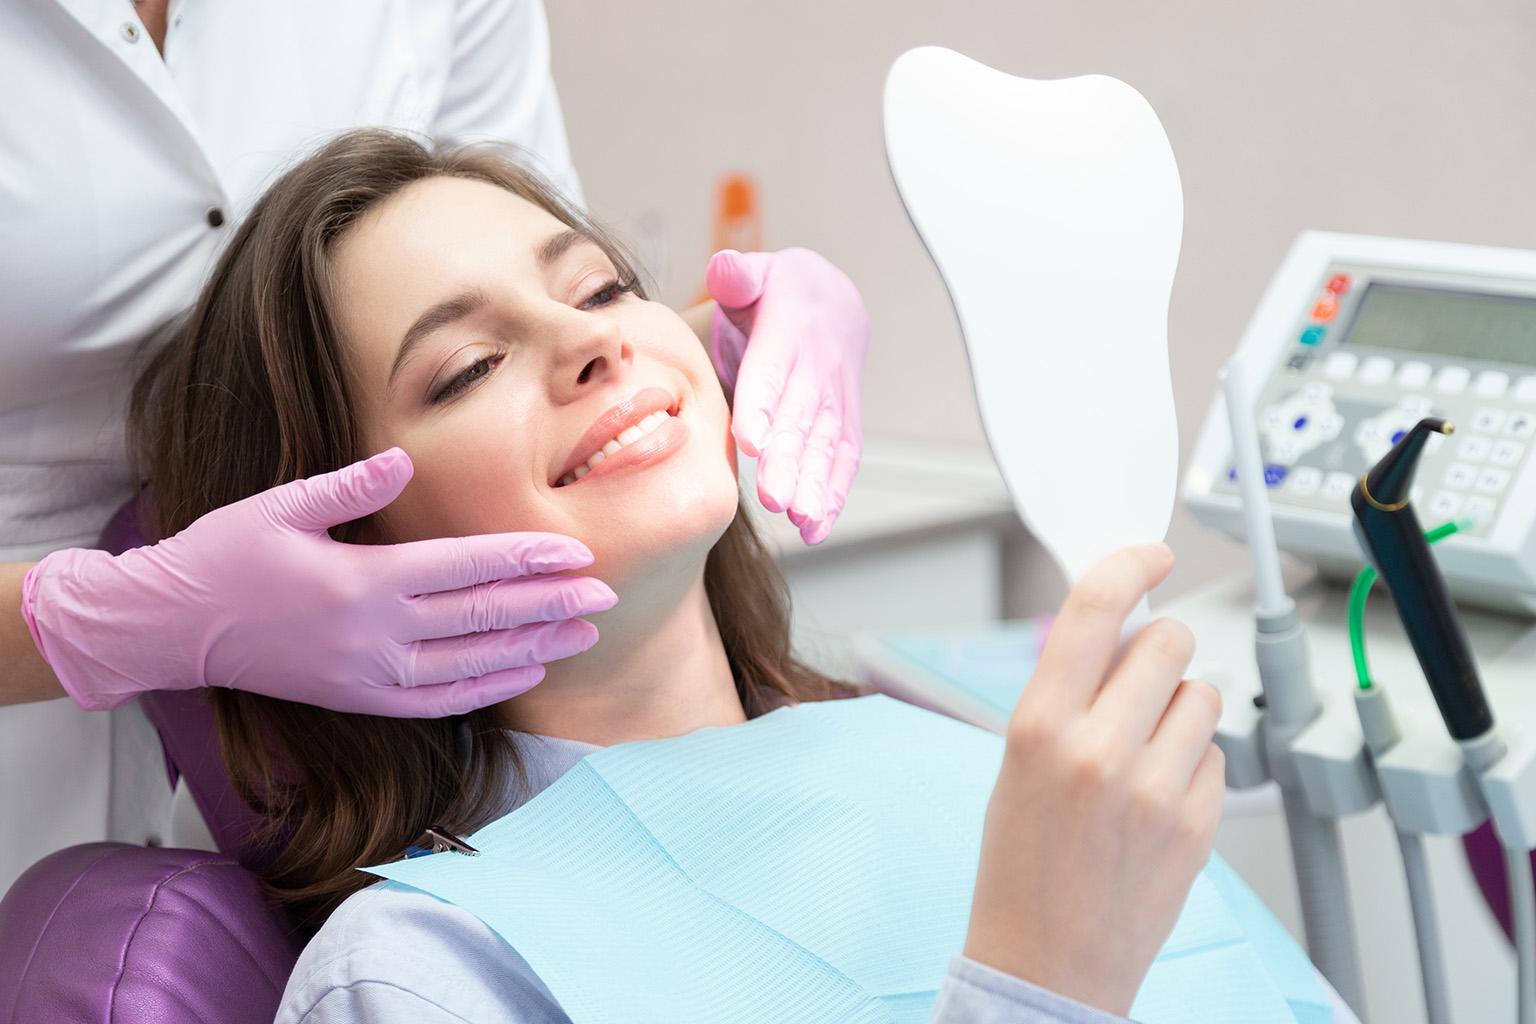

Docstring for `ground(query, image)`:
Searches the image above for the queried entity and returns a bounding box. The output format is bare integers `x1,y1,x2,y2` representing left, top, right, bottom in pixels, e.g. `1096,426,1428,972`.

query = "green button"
1300,326,1326,346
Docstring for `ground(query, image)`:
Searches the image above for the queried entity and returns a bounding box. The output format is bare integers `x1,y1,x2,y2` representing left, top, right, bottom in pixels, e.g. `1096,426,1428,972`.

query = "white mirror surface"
884,47,1183,629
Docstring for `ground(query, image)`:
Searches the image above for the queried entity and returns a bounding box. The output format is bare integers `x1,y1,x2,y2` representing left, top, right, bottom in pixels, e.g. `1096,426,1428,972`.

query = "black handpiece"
1350,417,1494,741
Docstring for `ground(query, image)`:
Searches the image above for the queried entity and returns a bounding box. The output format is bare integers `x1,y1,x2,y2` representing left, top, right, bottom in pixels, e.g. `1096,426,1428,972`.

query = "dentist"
0,0,866,891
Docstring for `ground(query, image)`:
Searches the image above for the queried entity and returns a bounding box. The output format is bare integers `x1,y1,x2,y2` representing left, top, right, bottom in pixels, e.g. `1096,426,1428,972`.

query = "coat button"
205,207,226,228
120,22,140,43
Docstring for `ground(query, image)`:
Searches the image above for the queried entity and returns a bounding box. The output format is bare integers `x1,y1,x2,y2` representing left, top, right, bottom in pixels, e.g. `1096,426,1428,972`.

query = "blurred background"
548,0,1536,602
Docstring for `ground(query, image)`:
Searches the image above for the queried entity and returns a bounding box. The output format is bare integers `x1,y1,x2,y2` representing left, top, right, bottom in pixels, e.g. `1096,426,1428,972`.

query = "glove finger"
729,332,798,458
362,666,549,718
408,574,617,640
755,368,823,513
784,403,843,535
408,618,599,687
383,531,595,594
705,249,773,314
267,448,414,533
801,435,861,545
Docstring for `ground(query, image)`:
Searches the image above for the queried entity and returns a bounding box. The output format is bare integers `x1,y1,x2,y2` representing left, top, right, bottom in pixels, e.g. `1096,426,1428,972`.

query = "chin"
580,460,741,587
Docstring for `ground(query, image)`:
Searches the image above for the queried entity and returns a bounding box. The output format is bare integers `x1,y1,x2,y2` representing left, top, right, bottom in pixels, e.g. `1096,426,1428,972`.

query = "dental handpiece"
1349,417,1495,743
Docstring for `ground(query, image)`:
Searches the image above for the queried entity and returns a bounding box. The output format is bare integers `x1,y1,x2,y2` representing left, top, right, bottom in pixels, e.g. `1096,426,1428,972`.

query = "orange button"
1312,296,1339,321
1326,273,1351,295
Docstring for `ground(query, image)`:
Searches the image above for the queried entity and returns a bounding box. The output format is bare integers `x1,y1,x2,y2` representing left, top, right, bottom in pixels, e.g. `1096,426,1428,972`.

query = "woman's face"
329,175,740,584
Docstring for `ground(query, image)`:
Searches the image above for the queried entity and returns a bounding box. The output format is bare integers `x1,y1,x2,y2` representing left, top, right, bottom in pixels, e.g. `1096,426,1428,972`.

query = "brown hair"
129,129,845,930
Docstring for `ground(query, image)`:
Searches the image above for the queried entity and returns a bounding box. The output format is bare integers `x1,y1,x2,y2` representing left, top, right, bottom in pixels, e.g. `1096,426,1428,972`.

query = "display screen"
1341,281,1536,366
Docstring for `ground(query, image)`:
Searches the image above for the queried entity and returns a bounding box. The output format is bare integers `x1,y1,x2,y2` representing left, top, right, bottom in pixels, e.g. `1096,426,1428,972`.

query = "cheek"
370,409,551,543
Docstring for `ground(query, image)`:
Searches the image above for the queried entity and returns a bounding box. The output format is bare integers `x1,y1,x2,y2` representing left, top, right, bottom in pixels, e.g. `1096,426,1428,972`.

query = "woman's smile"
553,386,687,487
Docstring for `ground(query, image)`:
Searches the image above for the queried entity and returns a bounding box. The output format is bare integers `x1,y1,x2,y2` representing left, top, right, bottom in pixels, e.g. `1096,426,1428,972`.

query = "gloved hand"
707,247,868,546
21,448,615,717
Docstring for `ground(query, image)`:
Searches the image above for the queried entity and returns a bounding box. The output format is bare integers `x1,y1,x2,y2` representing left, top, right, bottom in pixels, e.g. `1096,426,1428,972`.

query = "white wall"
547,0,1536,601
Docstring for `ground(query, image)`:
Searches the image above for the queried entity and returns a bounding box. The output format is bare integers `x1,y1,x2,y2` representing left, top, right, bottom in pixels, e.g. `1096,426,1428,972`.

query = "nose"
549,310,632,404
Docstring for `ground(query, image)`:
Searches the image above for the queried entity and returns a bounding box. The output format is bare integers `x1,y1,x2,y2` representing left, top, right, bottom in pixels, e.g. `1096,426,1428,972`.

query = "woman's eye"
432,353,502,404
579,277,636,310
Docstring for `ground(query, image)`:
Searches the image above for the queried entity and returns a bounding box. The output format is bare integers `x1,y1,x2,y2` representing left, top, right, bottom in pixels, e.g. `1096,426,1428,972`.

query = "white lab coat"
0,0,581,895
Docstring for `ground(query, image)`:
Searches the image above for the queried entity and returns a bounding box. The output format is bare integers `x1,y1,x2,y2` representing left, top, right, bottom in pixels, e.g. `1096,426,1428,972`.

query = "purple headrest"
0,843,302,1024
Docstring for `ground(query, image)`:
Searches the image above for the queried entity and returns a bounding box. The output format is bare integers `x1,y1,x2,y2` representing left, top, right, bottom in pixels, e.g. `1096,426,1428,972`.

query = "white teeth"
557,408,675,486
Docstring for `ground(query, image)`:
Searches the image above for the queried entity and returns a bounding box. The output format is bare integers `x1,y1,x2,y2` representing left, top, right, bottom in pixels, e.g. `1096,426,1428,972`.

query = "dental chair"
0,499,304,1024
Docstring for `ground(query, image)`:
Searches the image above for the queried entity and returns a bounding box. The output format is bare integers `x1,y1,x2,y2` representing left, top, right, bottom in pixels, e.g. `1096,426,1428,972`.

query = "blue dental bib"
374,695,1326,1024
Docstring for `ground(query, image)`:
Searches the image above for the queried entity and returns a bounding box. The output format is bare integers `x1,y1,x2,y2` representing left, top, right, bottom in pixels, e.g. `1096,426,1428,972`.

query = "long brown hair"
129,129,845,930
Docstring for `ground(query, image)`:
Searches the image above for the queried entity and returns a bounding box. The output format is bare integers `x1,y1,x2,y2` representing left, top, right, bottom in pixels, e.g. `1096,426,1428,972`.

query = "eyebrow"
386,228,602,387
389,288,491,387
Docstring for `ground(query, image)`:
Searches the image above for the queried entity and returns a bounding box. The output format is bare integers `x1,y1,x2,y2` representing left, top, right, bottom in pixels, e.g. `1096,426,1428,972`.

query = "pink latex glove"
21,448,616,717
707,247,868,545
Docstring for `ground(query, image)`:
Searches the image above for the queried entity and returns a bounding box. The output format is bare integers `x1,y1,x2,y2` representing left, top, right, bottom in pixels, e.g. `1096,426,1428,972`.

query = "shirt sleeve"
929,956,1132,1024
435,0,583,206
276,881,573,1024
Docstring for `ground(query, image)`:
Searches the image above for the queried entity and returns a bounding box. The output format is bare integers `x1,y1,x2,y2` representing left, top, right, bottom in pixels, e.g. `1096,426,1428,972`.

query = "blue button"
1227,466,1238,482
1264,464,1287,488
1300,326,1326,346
1391,429,1406,444
1294,416,1308,431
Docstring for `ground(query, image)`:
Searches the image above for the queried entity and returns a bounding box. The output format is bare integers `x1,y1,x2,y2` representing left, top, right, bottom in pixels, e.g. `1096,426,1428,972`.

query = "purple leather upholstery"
1463,820,1527,943
0,843,301,1024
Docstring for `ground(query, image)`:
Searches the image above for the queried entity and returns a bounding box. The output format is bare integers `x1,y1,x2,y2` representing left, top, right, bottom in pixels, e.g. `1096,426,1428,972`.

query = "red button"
1326,273,1351,295
1312,296,1339,321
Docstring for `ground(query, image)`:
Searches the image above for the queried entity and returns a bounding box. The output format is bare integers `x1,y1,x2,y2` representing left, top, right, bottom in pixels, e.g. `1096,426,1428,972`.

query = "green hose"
1349,519,1463,690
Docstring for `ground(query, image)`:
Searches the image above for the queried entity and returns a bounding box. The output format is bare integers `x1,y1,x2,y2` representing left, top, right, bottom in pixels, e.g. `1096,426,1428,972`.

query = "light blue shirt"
275,731,1356,1024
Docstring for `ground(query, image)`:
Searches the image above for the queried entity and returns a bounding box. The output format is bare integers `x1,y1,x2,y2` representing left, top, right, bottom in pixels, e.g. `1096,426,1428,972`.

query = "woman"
132,129,1250,1023
3,0,868,899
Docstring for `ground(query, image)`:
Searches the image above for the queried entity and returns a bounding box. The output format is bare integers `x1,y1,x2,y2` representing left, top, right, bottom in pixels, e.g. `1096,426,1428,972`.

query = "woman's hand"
963,544,1225,1017
706,247,867,546
22,448,616,717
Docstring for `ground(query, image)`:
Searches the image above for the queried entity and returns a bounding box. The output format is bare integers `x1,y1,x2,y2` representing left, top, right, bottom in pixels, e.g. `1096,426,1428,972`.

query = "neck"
497,563,744,746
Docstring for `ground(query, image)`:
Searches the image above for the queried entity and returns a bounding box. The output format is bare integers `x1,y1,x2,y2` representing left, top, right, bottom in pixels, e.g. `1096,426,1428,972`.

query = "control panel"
1185,232,1536,611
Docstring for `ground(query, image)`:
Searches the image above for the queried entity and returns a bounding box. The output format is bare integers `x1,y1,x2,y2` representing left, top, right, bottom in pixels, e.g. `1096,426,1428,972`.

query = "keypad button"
1458,436,1492,461
1269,438,1302,465
1427,491,1463,520
1264,464,1287,488
1360,356,1394,384
1401,395,1434,418
1262,405,1286,431
1492,440,1525,466
1435,365,1471,394
1475,371,1510,398
1471,407,1506,434
1323,352,1359,380
1463,495,1498,526
1506,412,1536,438
1302,382,1333,405
1316,413,1344,442
1444,463,1477,489
1287,466,1321,496
1322,472,1355,502
1517,376,1536,403
1426,432,1446,454
1476,467,1511,494
1397,361,1433,389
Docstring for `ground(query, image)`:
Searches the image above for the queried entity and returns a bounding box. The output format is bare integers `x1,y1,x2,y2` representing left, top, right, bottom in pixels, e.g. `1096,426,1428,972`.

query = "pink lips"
552,386,684,487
